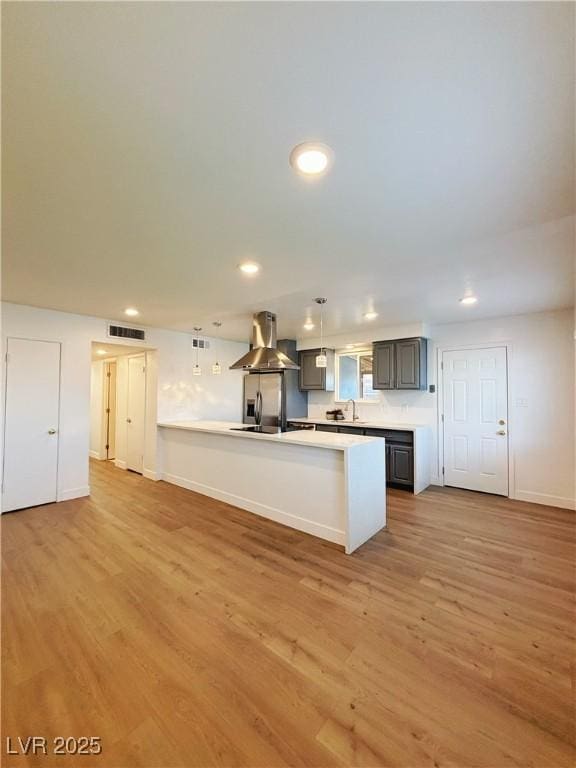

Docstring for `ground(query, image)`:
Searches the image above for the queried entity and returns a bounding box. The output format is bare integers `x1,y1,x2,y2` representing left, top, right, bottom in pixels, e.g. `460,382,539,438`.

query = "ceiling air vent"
108,324,146,341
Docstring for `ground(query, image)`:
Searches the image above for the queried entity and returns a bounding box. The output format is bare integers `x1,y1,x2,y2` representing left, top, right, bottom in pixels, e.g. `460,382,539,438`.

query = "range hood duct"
229,311,299,370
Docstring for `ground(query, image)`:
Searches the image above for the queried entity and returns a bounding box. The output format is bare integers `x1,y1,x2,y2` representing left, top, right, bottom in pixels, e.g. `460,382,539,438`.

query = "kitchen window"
336,350,379,403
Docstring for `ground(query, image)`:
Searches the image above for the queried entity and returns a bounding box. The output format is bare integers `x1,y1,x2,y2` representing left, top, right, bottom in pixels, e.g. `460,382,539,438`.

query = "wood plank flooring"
2,459,575,767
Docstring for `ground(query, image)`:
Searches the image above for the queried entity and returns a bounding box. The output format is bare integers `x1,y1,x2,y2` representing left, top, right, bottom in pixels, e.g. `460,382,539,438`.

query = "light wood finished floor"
2,460,575,768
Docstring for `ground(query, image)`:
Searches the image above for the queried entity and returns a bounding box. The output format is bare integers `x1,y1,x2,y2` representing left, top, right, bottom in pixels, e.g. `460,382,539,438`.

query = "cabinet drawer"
365,428,413,444
315,424,340,433
337,425,365,435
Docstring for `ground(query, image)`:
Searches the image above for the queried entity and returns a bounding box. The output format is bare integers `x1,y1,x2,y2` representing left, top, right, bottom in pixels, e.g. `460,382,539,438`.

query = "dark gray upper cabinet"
373,337,427,390
298,349,335,391
396,338,426,389
372,341,395,389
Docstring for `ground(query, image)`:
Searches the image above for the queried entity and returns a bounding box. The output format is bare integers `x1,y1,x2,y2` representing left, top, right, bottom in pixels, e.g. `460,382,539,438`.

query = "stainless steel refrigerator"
242,370,307,428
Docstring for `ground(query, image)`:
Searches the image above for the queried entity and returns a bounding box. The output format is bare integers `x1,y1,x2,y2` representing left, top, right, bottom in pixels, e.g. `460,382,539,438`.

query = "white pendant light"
314,297,328,368
211,321,222,374
193,327,202,376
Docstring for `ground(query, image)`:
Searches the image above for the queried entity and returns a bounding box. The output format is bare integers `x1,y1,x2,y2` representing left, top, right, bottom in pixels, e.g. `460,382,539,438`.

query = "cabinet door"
395,338,426,390
299,350,325,390
389,444,414,486
373,342,395,389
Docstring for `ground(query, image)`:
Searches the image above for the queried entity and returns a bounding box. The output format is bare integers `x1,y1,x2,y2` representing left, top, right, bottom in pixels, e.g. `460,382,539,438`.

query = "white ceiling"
3,2,574,343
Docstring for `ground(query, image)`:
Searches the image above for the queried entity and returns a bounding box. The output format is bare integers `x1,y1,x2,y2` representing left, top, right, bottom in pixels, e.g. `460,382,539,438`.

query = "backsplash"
308,389,437,427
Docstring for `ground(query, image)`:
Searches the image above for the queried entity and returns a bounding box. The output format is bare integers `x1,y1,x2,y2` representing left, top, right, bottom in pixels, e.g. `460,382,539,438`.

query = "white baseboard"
514,490,575,511
57,486,90,502
162,472,345,545
143,468,159,481
115,459,127,470
89,450,99,459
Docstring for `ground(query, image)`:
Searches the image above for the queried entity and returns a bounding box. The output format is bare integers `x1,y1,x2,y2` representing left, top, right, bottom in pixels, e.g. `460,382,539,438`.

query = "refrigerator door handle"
255,391,263,425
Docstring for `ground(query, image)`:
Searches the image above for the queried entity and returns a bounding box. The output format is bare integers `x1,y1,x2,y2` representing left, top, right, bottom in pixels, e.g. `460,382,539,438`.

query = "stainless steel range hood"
229,311,299,370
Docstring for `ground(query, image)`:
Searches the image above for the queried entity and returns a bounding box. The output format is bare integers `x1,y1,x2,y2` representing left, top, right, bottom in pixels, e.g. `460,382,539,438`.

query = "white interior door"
442,347,508,495
126,355,146,473
3,338,61,512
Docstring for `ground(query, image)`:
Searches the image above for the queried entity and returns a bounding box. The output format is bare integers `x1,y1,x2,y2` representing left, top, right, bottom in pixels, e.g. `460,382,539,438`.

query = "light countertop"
289,417,429,431
157,420,385,452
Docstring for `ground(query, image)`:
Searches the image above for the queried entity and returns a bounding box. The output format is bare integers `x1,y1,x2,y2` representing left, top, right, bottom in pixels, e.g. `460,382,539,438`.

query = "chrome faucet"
347,399,358,422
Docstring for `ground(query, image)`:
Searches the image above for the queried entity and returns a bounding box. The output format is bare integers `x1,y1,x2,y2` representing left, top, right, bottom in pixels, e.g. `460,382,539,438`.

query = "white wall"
152,327,248,423
302,309,575,510
1,302,248,500
432,310,574,510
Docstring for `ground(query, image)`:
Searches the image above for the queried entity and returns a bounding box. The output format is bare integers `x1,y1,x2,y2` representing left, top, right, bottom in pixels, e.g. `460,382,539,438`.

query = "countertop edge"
157,421,386,452
288,418,430,431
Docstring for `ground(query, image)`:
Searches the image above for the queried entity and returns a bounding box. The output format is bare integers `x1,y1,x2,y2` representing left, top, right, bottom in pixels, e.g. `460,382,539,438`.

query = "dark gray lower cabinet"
388,444,414,486
315,423,339,433
313,424,414,489
335,425,364,435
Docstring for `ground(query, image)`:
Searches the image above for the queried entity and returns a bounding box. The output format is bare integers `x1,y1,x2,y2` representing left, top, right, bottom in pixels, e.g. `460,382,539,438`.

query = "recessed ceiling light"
238,262,260,275
96,349,107,355
346,344,356,349
303,321,315,331
460,296,478,305
364,311,378,321
124,307,139,317
290,142,333,176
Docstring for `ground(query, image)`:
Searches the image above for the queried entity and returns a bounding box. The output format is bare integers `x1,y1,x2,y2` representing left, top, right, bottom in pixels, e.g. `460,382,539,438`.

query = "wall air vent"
108,324,146,341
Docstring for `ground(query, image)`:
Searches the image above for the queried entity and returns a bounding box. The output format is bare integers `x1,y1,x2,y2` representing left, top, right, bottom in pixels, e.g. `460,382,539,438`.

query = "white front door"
126,355,146,473
442,347,508,495
3,338,61,512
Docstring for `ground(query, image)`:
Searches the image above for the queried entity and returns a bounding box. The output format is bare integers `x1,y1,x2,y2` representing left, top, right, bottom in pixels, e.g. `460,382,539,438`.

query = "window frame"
334,348,380,404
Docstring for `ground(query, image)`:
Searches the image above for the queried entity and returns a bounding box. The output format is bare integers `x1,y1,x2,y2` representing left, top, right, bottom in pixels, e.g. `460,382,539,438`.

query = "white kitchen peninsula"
157,421,386,554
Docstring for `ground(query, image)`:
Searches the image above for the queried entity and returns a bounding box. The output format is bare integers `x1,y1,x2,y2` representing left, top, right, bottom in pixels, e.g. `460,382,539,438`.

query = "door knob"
127,418,132,424
48,428,57,435
498,419,506,425
497,429,506,436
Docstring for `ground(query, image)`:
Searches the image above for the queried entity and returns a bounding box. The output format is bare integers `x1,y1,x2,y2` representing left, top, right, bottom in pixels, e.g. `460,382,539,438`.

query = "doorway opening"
90,342,156,476
440,345,510,496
